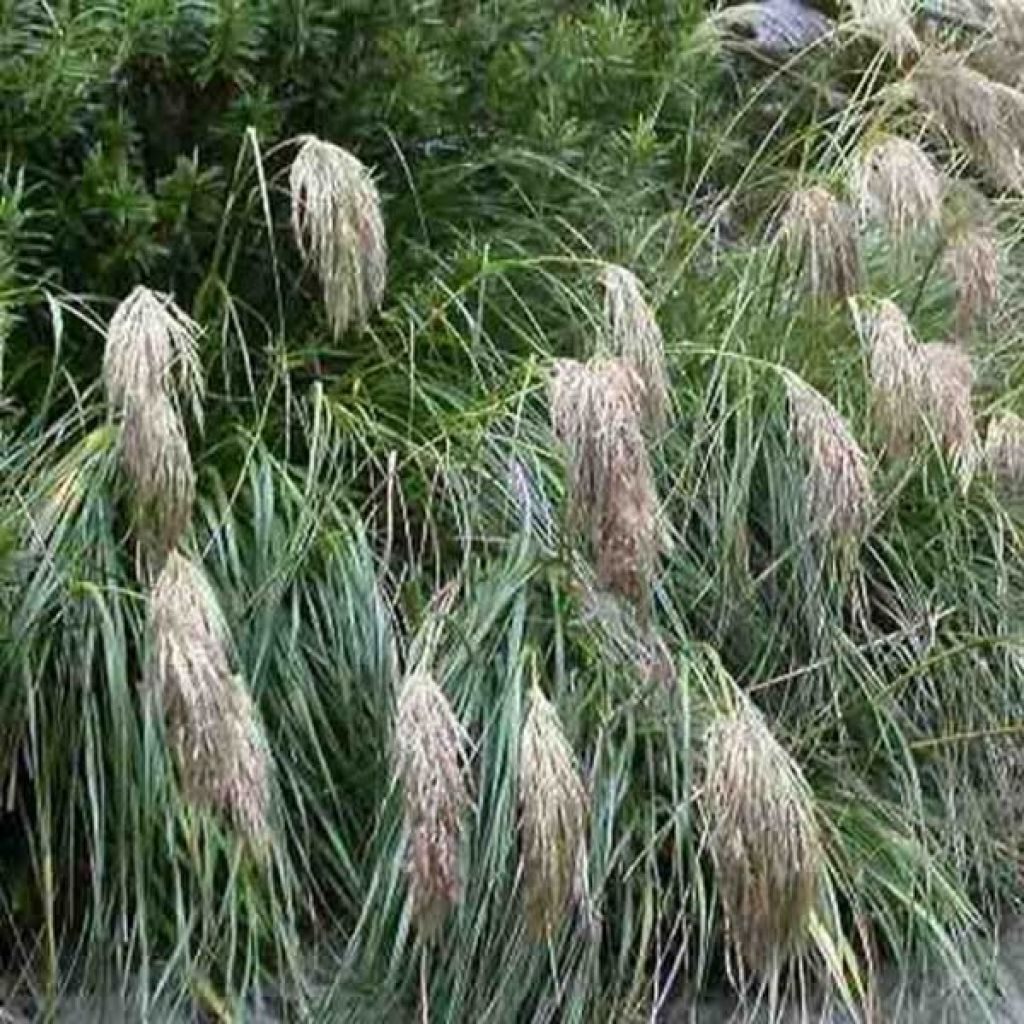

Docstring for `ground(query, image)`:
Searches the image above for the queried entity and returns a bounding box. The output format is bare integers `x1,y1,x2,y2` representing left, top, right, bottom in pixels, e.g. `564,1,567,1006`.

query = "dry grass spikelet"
945,227,999,331
912,54,1023,190
851,298,926,456
290,135,387,337
550,357,658,609
785,376,874,539
394,669,470,937
600,264,671,431
848,0,920,59
779,185,861,302
518,685,587,936
919,342,977,470
104,286,202,417
121,395,196,555
705,700,822,972
984,411,1024,486
852,136,941,244
147,551,270,843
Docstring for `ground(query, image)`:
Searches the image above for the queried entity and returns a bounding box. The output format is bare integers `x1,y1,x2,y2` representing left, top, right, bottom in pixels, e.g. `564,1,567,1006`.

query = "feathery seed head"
147,551,270,843
550,357,658,609
851,298,926,456
394,669,470,937
518,685,588,937
290,135,387,337
600,264,671,431
121,395,195,556
786,376,874,540
912,54,1024,190
852,136,941,244
705,701,822,972
984,411,1024,486
945,228,999,331
848,0,920,59
780,185,861,302
104,286,202,418
919,342,978,470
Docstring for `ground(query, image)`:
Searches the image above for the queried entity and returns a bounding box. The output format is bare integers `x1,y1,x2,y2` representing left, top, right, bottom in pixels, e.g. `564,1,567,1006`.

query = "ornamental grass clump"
851,136,941,245
780,185,861,302
705,700,823,972
518,684,587,937
550,357,659,610
785,375,874,540
147,551,271,843
984,411,1024,487
394,669,470,937
289,135,387,337
851,297,926,456
600,263,670,431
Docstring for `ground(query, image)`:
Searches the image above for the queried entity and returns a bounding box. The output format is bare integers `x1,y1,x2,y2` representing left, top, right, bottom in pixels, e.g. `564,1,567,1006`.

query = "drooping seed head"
600,264,671,431
848,0,920,59
104,286,202,419
851,297,926,456
780,185,862,302
290,135,387,337
394,669,470,937
518,685,588,936
944,228,999,331
785,375,874,540
121,394,195,556
147,551,271,843
912,54,1024,191
919,342,978,472
984,411,1024,487
550,357,659,609
705,700,823,972
851,136,942,245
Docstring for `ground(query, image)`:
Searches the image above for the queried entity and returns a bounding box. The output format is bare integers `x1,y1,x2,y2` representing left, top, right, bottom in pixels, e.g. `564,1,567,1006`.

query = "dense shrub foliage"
3,1,1024,1020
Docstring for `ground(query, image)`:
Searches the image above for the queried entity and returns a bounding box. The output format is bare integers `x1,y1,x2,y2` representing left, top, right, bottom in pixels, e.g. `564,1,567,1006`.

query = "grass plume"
394,669,470,937
518,683,588,937
780,185,861,302
146,551,271,843
705,699,823,972
290,135,387,337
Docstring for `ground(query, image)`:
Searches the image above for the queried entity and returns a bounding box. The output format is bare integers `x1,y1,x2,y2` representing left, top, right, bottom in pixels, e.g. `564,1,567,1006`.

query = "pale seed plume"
394,669,470,937
121,394,196,556
518,684,588,936
600,264,671,431
850,298,926,456
780,185,861,302
550,357,659,609
103,285,202,419
984,411,1024,486
705,700,823,971
848,0,920,59
945,228,999,331
290,135,387,337
851,136,941,244
919,342,978,471
786,375,874,540
147,551,271,843
911,54,1024,191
